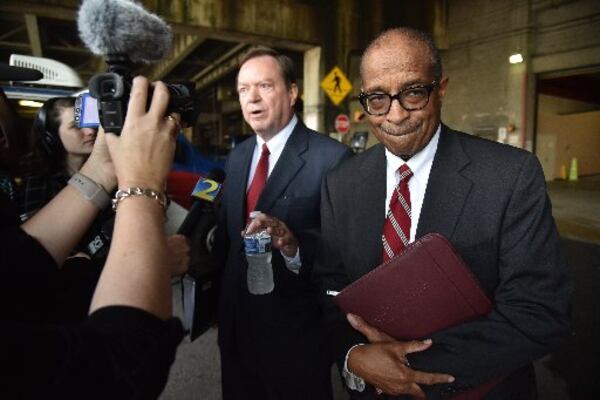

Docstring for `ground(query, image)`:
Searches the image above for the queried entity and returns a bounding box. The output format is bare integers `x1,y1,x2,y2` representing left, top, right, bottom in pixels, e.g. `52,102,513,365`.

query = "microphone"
177,170,224,237
77,0,172,64
0,64,44,82
76,0,196,135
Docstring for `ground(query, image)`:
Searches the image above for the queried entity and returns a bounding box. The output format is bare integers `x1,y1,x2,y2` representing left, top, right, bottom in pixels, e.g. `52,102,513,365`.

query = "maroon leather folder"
334,232,492,339
334,232,500,399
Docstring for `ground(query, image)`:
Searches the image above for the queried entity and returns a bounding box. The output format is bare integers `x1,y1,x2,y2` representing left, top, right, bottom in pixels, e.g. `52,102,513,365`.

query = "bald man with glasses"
313,27,572,399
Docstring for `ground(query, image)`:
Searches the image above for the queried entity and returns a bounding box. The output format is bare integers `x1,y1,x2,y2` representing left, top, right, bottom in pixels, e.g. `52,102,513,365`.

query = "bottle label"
244,236,272,255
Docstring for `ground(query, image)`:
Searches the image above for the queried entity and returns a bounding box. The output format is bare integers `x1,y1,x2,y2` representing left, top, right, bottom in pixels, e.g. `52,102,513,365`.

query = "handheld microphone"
177,169,225,340
177,171,224,237
77,0,172,64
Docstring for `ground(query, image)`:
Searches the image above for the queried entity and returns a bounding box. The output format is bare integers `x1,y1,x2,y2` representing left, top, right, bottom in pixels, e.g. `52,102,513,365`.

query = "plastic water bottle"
244,211,274,295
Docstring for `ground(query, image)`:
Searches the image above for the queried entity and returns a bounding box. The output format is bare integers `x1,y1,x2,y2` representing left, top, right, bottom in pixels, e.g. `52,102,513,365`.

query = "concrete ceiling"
0,1,295,91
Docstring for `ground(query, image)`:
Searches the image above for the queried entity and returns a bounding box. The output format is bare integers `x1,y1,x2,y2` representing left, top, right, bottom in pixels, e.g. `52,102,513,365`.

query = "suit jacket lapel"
417,125,472,240
255,122,307,213
354,144,387,273
229,137,256,230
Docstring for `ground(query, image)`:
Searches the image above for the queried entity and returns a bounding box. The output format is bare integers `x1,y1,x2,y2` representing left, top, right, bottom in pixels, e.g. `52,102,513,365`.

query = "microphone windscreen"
0,64,43,82
78,0,172,64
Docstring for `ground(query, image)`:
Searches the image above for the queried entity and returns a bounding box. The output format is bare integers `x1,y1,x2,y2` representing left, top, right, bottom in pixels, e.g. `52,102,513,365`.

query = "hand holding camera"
104,76,179,191
78,128,116,194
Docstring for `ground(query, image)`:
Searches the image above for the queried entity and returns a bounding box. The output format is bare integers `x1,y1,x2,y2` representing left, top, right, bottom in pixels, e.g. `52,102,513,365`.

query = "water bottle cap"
249,211,261,219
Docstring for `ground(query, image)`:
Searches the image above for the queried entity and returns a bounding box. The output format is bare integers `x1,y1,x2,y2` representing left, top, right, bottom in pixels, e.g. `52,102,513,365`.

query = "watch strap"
343,344,366,392
68,172,111,209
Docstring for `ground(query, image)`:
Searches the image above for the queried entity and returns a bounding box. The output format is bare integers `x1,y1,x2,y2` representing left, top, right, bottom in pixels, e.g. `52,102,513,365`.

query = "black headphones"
32,97,67,160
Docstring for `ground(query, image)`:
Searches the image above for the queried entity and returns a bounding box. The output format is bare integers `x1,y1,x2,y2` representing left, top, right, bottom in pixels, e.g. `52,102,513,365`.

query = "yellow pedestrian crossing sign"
320,66,352,106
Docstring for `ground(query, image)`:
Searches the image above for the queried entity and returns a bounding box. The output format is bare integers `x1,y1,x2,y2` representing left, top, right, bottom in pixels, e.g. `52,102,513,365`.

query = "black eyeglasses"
359,81,438,116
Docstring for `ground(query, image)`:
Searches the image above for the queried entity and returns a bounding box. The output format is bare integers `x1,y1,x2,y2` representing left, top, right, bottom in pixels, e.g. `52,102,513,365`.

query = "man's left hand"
347,313,454,397
243,212,298,257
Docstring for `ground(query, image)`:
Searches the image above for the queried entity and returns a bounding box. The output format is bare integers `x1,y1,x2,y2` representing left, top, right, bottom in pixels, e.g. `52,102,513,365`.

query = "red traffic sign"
334,114,350,134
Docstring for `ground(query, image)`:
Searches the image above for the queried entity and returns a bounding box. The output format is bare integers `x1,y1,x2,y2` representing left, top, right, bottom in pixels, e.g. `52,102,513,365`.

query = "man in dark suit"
216,46,351,400
313,28,572,399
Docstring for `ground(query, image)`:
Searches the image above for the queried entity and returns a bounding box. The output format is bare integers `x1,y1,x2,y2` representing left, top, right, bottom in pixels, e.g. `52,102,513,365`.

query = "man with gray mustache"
313,27,571,399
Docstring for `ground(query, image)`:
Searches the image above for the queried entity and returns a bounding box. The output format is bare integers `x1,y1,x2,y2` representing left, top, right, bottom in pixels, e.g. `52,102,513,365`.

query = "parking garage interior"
1,1,599,399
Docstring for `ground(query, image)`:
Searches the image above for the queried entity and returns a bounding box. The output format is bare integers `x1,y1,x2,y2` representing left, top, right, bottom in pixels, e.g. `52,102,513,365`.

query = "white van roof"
1,54,83,101
9,54,83,88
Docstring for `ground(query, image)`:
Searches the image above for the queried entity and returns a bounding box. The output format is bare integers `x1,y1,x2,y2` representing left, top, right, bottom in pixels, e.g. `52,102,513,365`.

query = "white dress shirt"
384,125,440,243
246,114,301,271
343,125,441,391
246,114,298,189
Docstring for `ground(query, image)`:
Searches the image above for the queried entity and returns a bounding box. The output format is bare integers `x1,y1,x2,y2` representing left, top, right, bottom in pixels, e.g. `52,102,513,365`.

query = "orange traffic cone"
559,164,567,180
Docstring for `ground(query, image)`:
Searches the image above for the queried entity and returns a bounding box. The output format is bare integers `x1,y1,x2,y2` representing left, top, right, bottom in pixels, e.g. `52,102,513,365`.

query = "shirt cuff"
282,247,302,274
342,343,366,392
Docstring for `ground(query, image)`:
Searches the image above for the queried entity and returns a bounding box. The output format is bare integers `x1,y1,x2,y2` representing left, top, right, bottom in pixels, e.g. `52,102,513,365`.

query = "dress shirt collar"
384,124,441,181
255,114,298,156
247,114,298,187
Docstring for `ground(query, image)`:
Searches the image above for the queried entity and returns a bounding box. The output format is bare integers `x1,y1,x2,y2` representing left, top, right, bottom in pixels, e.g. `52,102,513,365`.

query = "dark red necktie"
382,164,413,262
246,143,270,219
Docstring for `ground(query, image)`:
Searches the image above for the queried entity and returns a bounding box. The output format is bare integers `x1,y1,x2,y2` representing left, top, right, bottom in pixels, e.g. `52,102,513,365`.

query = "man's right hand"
104,76,179,191
346,313,454,398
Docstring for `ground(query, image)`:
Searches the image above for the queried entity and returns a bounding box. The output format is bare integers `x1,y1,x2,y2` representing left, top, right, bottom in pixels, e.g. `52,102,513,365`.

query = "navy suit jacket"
313,125,573,399
216,119,351,381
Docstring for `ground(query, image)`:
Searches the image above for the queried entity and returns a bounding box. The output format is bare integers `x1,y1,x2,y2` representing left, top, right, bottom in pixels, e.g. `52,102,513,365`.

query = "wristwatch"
68,172,111,209
342,344,366,392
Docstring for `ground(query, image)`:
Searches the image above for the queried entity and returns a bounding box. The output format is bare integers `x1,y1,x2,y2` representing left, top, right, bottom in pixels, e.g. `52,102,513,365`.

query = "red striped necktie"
382,164,413,262
246,143,270,219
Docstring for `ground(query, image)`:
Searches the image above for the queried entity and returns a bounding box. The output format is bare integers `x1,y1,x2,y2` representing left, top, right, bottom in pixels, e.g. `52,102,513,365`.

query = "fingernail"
423,339,432,345
346,314,357,325
448,376,455,383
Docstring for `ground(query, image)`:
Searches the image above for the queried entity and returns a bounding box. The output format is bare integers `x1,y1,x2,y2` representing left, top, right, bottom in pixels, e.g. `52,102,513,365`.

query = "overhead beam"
192,43,246,83
147,34,206,80
45,45,93,55
0,2,76,21
0,41,29,52
194,54,247,91
24,14,42,57
0,40,90,55
172,23,315,52
0,26,26,42
0,2,316,53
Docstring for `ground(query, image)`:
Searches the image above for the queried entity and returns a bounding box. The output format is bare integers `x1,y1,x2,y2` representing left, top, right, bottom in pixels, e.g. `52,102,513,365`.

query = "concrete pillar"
303,46,325,133
432,0,448,50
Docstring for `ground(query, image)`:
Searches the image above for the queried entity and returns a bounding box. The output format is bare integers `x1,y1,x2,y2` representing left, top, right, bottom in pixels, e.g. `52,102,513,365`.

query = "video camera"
75,0,197,134
76,56,197,134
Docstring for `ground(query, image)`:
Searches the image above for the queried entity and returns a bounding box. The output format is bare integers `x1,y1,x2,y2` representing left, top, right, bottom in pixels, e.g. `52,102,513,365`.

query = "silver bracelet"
112,187,169,212
68,172,111,209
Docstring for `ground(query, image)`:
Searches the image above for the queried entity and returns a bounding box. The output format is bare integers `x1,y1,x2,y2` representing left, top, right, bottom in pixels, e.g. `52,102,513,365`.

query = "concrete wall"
441,0,600,150
531,0,600,74
440,0,530,147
